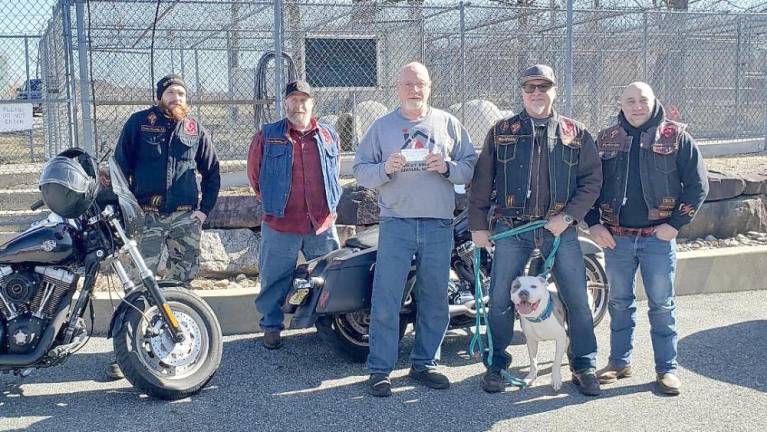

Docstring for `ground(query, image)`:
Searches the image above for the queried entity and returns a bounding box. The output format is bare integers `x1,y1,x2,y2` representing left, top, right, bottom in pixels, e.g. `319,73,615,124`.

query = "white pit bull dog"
511,275,568,391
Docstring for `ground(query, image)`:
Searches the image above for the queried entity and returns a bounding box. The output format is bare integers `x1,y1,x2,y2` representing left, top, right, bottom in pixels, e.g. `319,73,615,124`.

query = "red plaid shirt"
247,118,338,235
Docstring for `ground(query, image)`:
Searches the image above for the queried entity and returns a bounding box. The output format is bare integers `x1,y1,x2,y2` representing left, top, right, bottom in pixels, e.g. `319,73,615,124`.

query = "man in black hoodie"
585,82,708,396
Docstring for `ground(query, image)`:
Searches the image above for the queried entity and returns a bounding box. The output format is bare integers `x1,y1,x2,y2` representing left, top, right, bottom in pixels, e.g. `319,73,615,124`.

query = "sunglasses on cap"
522,83,554,94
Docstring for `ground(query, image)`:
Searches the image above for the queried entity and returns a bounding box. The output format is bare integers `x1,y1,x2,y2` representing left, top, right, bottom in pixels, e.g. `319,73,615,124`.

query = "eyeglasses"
399,81,431,89
522,83,554,94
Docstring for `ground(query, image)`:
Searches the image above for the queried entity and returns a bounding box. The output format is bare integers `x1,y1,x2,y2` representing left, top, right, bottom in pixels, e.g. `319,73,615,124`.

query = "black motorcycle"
0,150,223,400
282,206,608,362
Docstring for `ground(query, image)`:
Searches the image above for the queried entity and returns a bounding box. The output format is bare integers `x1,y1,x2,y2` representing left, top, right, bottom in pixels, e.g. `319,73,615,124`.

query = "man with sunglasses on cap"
106,74,221,379
468,64,603,395
247,80,342,350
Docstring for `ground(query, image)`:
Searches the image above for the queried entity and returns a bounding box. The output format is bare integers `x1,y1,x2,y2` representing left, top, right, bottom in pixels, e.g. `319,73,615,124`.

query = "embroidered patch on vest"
598,140,623,151
510,121,521,133
506,195,515,208
651,143,676,155
679,203,696,217
184,119,198,136
140,125,165,133
147,111,157,125
649,208,673,219
560,118,577,145
660,123,677,139
320,128,333,144
496,135,519,144
659,197,677,210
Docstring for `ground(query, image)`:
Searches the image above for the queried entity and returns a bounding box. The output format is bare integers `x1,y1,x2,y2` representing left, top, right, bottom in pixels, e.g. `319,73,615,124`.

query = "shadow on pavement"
678,319,767,393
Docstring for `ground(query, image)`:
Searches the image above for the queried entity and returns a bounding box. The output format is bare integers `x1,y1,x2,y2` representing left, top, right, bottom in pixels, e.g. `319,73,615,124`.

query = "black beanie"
156,74,187,100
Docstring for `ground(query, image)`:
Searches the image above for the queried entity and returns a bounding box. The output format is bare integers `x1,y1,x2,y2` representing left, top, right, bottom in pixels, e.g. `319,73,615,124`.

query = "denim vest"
493,111,584,219
259,118,341,218
595,120,685,226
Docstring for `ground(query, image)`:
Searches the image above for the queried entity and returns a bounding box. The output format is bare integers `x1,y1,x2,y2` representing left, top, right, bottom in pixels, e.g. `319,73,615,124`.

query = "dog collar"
524,297,554,323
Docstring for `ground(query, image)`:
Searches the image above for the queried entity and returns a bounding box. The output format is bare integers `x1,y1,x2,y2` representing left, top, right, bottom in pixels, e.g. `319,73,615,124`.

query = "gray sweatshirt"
353,107,478,219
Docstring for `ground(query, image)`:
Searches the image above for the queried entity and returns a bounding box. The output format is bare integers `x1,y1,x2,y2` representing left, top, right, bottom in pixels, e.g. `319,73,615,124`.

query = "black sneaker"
106,361,124,381
480,367,506,393
367,373,392,397
572,369,602,396
409,367,450,390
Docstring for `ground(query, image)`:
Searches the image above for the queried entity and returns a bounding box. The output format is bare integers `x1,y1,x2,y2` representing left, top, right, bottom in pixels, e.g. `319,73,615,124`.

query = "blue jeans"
256,223,340,331
367,217,453,375
604,234,677,373
488,222,597,372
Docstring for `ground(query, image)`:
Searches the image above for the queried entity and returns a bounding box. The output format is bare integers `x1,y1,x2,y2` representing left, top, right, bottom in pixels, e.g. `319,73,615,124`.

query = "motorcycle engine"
0,266,76,354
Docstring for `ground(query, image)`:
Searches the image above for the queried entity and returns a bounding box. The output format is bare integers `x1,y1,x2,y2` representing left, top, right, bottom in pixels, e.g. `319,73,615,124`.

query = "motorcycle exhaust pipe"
0,299,71,366
448,296,489,318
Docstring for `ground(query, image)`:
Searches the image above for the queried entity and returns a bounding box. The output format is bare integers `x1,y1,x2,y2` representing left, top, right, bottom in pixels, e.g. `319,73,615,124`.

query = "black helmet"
39,154,98,218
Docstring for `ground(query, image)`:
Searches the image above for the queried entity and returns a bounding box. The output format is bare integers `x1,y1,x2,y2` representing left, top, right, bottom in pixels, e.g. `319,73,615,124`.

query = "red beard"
159,101,190,122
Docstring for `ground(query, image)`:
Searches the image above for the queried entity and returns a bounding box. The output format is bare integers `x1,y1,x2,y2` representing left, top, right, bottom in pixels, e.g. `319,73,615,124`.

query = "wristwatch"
562,213,577,225
441,163,451,178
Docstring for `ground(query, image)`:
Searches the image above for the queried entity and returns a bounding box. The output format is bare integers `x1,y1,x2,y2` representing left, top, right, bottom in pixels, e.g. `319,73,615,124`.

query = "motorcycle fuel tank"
0,224,79,265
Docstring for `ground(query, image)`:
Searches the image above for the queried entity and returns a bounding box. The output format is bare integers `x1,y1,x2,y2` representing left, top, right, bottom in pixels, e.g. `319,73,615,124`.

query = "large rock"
198,229,261,277
680,196,767,239
205,195,262,229
317,114,338,129
354,100,389,144
706,171,746,202
337,182,380,226
448,99,503,146
742,174,767,195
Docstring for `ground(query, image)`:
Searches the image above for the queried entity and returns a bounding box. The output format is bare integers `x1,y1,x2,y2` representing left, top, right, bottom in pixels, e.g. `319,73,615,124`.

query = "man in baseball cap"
469,63,603,396
247,79,342,350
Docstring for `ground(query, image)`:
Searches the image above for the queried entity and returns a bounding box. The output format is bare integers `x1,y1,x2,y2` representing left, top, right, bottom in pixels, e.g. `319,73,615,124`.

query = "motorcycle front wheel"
114,287,223,400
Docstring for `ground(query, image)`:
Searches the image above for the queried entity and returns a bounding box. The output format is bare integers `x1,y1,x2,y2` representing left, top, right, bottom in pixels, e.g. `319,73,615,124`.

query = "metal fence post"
24,36,34,160
735,16,742,137
564,0,574,117
274,0,284,119
75,0,94,155
642,11,648,81
61,0,79,150
459,1,466,123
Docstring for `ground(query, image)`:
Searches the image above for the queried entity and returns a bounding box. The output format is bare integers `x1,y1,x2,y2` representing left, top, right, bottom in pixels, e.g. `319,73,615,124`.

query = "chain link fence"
3,0,767,166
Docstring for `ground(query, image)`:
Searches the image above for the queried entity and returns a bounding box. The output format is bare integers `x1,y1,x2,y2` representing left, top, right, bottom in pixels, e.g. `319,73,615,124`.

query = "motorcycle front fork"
107,213,184,342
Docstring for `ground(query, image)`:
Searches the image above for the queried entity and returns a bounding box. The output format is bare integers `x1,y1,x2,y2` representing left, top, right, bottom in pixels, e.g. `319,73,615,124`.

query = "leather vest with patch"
595,120,685,226
493,111,584,219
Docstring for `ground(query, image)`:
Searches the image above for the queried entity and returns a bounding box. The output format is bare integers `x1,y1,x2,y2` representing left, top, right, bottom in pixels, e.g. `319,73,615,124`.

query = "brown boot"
656,372,681,395
263,330,282,350
597,363,634,384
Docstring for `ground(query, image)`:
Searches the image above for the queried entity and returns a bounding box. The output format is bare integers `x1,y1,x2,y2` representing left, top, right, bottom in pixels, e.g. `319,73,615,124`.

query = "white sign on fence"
0,104,34,133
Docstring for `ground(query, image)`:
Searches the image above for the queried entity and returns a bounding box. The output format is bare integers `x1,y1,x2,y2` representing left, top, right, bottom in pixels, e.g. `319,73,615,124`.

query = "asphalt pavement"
2,290,766,432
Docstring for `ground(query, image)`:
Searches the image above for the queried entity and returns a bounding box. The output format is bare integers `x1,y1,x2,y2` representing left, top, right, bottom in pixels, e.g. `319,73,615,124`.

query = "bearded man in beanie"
105,74,220,380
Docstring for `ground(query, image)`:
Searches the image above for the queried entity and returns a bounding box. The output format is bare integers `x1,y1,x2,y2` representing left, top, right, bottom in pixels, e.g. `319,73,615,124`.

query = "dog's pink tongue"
516,302,534,315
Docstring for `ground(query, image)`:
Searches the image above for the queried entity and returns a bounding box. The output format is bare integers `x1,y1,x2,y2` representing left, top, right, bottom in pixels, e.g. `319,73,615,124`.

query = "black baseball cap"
285,80,312,98
520,64,557,86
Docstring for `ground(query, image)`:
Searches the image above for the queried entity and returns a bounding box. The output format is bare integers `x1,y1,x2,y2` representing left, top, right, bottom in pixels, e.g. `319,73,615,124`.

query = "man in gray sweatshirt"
354,62,478,397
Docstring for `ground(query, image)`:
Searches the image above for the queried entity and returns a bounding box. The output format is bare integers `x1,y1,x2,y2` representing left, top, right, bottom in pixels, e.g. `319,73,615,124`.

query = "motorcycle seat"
344,226,379,249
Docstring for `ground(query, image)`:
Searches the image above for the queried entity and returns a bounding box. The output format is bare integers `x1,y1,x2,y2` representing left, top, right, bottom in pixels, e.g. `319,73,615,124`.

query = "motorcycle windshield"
108,157,145,239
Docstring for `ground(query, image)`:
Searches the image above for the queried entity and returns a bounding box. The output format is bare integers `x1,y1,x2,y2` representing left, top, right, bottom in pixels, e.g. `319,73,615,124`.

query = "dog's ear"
538,276,548,286
511,279,521,291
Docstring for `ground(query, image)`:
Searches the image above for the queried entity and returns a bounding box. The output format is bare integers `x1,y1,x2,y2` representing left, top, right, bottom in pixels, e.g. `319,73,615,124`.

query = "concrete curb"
88,245,767,336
